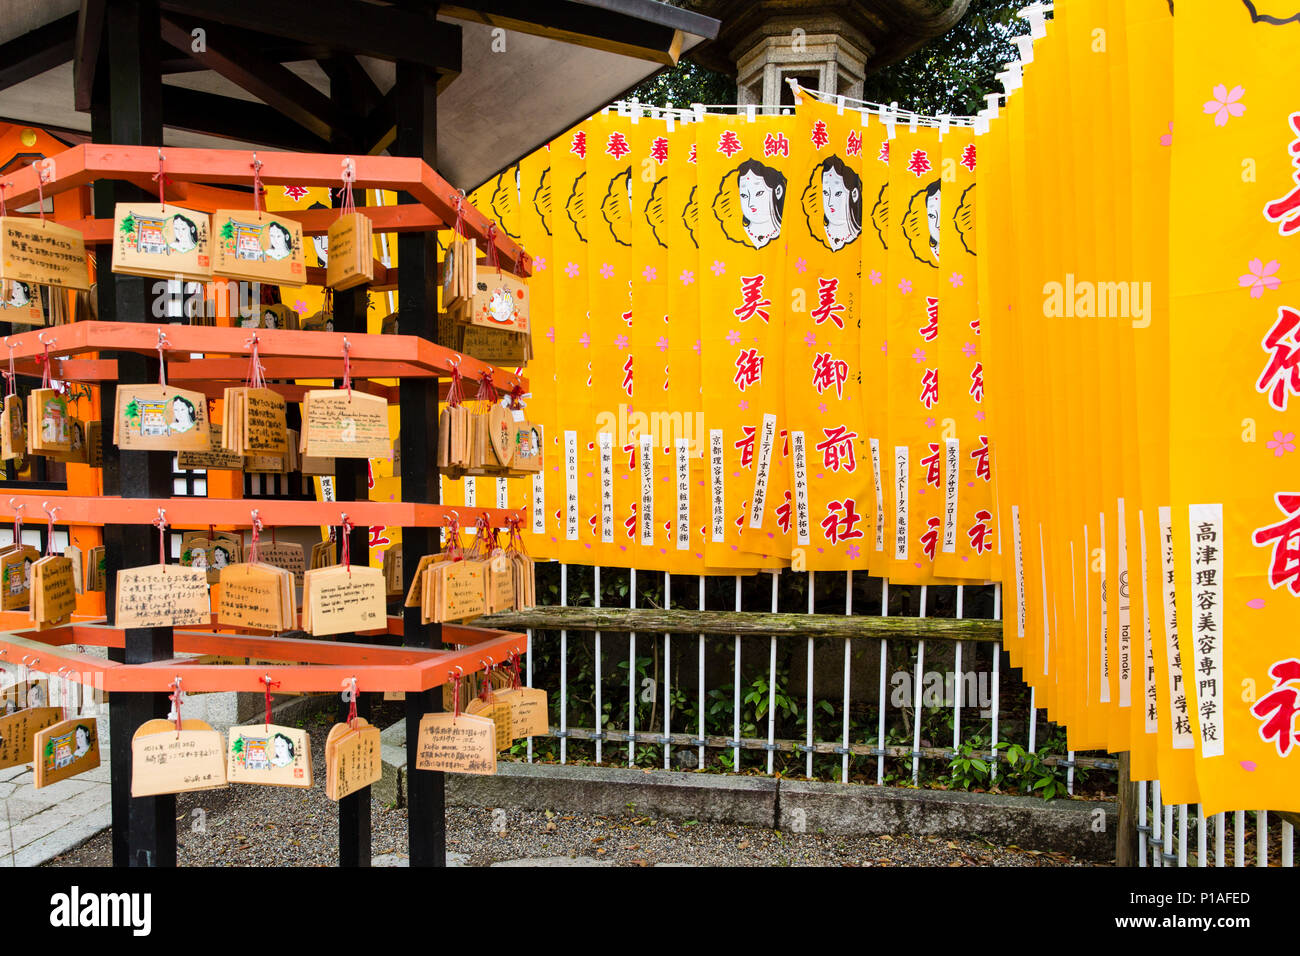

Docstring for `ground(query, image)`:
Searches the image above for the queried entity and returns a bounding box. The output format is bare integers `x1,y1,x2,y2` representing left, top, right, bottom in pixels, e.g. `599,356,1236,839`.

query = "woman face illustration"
172,217,195,249
171,397,195,432
263,309,278,329
312,234,328,265
926,187,941,256
272,735,293,766
211,547,229,568
8,282,30,308
74,726,91,755
739,171,775,228
268,224,290,257
822,167,852,229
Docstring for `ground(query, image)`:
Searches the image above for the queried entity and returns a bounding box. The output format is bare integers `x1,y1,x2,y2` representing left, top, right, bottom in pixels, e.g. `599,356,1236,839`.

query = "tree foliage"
626,0,1024,116
860,0,1023,116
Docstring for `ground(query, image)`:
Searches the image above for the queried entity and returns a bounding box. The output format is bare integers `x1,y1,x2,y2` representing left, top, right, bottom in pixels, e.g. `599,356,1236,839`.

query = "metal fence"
512,562,1293,869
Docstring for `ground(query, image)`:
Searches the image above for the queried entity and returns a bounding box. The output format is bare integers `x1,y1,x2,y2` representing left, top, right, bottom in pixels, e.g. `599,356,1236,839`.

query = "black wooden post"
395,58,446,868
326,58,373,869
94,0,178,869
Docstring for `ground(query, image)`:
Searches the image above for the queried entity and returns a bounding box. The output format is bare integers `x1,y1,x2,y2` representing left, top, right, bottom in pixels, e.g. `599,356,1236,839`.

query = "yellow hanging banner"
1170,1,1300,816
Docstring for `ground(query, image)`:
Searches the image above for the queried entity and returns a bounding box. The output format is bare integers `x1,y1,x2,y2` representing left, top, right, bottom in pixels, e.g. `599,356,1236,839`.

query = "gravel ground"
42,716,1104,868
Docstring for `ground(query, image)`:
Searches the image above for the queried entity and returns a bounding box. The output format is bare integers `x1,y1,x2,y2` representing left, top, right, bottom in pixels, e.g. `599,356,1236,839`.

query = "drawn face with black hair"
925,181,941,260
266,222,293,261
736,160,785,248
171,215,198,253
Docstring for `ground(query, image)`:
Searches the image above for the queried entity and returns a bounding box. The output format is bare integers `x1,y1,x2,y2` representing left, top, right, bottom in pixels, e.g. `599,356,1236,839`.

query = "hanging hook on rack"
169,676,183,734
153,508,168,569
41,501,59,556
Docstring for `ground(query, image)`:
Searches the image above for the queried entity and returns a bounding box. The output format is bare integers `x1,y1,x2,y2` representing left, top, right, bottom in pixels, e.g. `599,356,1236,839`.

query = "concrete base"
380,722,1115,861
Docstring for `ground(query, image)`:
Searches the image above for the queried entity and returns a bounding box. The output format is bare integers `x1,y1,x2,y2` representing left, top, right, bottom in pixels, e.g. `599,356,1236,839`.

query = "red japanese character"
623,440,638,470
811,120,829,150
921,442,941,488
1251,658,1300,756
968,509,993,555
624,502,638,539
1263,112,1300,236
959,143,977,172
650,136,669,165
918,296,939,342
688,143,698,165
971,435,990,482
846,131,862,158
821,498,865,545
920,516,941,561
606,131,631,160
919,368,939,409
907,149,932,177
1254,492,1300,596
811,276,845,329
1258,306,1300,412
733,348,764,392
811,351,849,400
775,489,792,534
816,425,858,473
622,354,634,398
763,132,789,158
969,361,984,404
735,426,756,468
368,525,391,549
733,274,771,324
570,131,587,158
878,141,889,165
717,130,743,158
283,185,310,202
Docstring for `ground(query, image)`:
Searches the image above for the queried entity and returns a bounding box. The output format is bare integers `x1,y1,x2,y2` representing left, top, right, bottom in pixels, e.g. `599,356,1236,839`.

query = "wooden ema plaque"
181,530,242,583
494,686,549,739
131,718,227,797
465,696,513,751
211,210,305,287
178,425,244,470
0,279,44,325
0,545,39,611
1,393,26,460
301,564,385,637
0,217,91,290
0,706,61,769
415,712,496,775
30,555,76,627
27,388,72,455
112,203,212,283
325,718,380,801
115,564,210,629
302,389,390,459
222,386,288,455
325,213,372,290
259,542,306,588
227,724,312,788
33,717,100,789
468,271,529,334
217,563,295,632
114,384,210,452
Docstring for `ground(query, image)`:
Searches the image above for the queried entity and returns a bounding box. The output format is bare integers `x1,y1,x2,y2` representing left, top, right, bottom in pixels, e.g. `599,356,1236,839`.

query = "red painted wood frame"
0,144,530,275
1,320,526,394
0,615,525,693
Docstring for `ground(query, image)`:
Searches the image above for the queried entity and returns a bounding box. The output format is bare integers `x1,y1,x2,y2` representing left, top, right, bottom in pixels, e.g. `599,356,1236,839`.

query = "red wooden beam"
2,321,526,393
2,144,529,275
0,495,523,529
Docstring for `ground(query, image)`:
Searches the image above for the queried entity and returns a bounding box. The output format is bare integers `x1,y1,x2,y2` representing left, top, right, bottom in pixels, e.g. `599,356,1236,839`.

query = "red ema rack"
1,143,531,277
0,143,534,694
